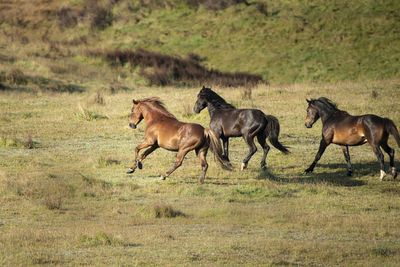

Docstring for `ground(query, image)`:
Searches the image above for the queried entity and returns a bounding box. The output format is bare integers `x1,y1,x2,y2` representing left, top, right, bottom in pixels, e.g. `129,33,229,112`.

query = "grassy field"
1,80,400,266
1,0,400,265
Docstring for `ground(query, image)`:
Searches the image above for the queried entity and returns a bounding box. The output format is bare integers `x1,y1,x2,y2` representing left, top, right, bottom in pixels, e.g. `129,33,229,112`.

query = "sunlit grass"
1,81,400,265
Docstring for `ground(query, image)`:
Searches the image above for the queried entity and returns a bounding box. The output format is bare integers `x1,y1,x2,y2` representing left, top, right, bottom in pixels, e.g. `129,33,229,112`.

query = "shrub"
6,69,28,85
57,7,78,29
90,48,264,87
43,194,62,210
184,0,248,10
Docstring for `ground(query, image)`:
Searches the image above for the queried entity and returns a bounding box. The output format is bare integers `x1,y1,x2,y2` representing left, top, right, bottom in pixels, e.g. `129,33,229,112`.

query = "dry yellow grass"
1,80,400,265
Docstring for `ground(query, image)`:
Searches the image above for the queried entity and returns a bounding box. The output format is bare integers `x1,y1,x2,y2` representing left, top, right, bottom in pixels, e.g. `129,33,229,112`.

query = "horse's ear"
202,85,206,89
133,99,139,105
306,99,311,104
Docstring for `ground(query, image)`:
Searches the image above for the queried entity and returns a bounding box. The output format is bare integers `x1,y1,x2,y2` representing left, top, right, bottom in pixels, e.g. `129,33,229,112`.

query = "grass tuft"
153,204,186,218
74,104,108,121
370,246,396,257
97,156,120,167
77,232,122,247
0,135,36,149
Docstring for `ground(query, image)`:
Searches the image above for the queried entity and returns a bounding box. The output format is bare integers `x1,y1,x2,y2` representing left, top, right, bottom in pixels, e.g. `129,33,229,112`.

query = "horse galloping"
193,86,289,171
127,97,232,184
304,97,400,180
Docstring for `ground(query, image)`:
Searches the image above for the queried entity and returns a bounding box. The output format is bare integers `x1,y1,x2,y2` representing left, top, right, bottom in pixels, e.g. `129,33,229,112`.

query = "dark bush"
256,2,268,16
90,48,264,87
185,0,248,10
88,6,113,30
57,7,78,29
7,69,28,85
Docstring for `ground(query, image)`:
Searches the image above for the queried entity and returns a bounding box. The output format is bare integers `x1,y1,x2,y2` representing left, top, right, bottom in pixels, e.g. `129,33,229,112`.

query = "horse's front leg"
221,136,230,162
126,140,154,174
304,138,328,174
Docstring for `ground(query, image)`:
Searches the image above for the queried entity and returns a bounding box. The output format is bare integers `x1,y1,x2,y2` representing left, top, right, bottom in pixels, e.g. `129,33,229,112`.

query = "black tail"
204,129,233,171
385,118,400,147
265,115,289,154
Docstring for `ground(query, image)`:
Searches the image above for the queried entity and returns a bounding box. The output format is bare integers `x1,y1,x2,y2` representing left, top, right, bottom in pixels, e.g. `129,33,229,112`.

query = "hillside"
0,0,399,88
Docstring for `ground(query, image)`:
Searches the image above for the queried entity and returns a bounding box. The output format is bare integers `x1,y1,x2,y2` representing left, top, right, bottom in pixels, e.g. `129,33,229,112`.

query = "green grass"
1,1,400,265
0,0,399,89
1,81,400,265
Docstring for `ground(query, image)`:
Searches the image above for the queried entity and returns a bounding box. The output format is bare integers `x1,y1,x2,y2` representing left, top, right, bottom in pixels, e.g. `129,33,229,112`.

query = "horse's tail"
204,129,233,170
385,118,400,147
265,115,290,154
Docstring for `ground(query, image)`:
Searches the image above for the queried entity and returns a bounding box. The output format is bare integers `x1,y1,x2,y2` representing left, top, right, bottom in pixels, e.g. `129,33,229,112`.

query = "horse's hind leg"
160,148,191,180
341,145,353,176
381,143,397,179
241,133,258,171
371,145,386,181
257,133,270,171
196,146,209,184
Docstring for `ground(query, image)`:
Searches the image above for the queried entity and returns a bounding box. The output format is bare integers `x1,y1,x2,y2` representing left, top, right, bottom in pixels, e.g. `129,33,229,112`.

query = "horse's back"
211,108,267,137
330,113,386,146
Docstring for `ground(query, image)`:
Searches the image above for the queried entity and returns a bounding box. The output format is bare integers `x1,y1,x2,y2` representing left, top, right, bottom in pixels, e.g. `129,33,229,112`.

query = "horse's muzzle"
305,122,313,128
129,123,136,129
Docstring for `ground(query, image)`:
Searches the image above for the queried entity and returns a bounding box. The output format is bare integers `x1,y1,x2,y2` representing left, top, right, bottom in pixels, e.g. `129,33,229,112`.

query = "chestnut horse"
193,86,289,171
304,97,400,180
127,97,231,183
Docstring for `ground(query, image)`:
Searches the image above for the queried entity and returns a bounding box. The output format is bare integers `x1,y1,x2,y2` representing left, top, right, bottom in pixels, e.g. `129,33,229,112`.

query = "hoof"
240,162,248,171
222,155,230,162
347,171,353,177
137,161,143,169
392,167,398,179
303,169,312,175
126,168,135,174
379,170,386,181
160,175,166,180
261,165,267,171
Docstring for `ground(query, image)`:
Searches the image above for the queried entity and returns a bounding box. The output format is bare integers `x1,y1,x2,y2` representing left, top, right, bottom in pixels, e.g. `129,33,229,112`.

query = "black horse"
304,97,400,180
193,86,289,171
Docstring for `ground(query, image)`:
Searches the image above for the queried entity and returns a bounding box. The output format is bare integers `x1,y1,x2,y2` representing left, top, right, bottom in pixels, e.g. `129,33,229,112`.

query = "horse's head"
129,99,144,129
305,99,320,128
193,86,209,113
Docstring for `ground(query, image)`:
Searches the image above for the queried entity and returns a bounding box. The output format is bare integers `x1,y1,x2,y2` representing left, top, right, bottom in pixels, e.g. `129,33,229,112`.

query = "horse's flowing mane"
312,97,347,115
138,97,176,119
199,87,236,110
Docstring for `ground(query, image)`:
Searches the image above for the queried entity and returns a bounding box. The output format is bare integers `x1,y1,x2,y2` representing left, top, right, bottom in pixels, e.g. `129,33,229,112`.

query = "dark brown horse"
127,97,231,183
304,97,400,180
193,86,289,171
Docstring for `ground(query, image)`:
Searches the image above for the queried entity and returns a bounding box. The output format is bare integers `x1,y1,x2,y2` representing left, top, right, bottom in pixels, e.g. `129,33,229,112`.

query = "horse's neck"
207,103,218,118
319,108,346,124
207,99,234,118
141,106,174,124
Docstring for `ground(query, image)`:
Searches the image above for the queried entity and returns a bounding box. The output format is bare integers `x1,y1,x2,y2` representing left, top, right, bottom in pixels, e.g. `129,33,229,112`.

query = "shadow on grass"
254,161,395,187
